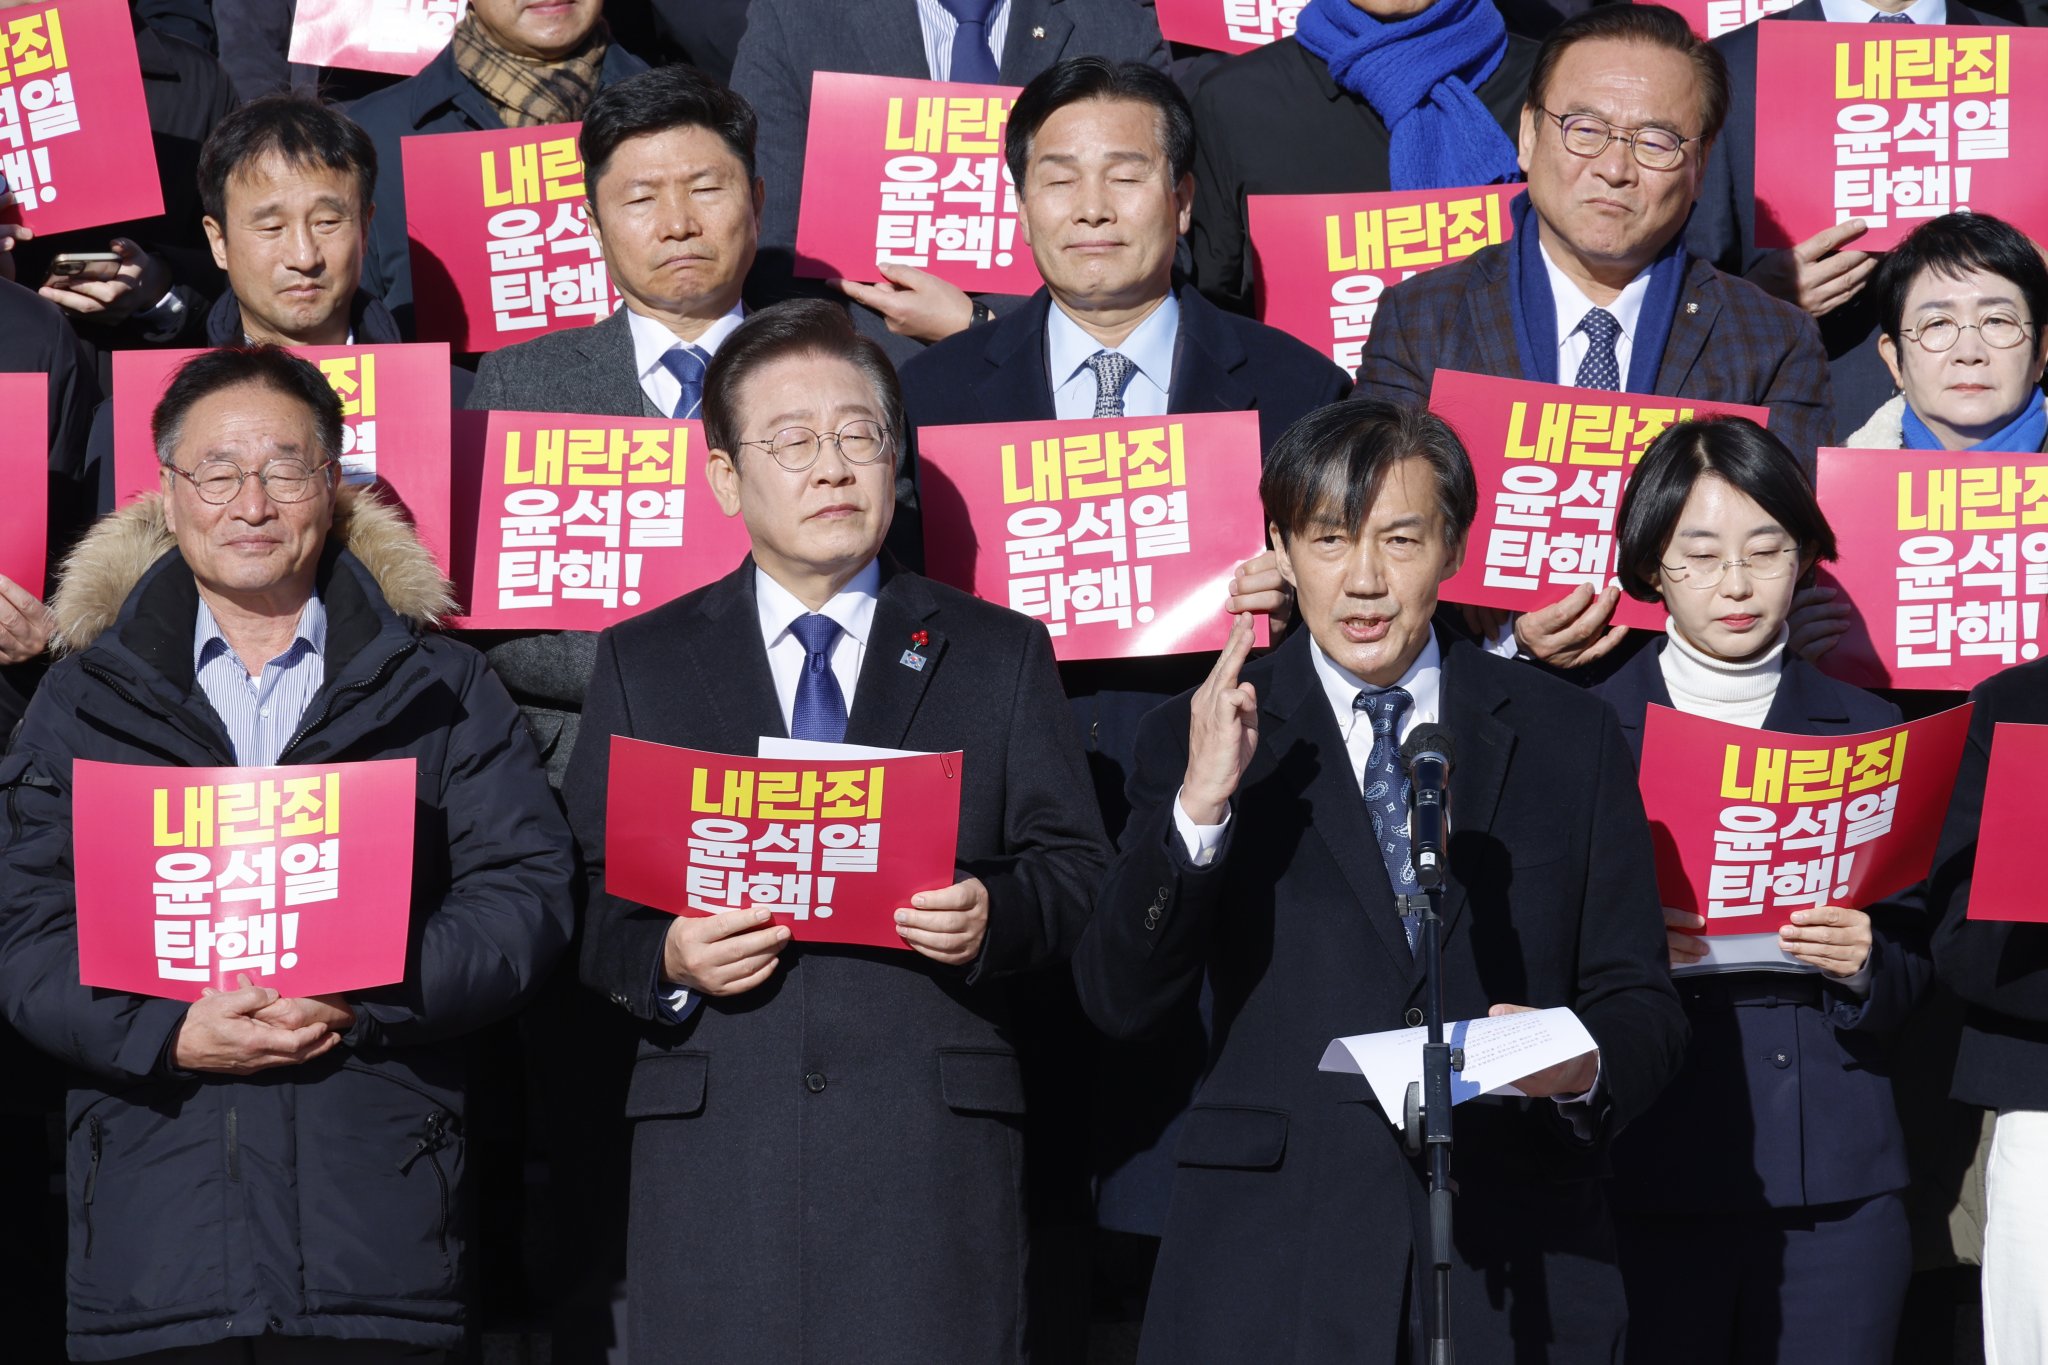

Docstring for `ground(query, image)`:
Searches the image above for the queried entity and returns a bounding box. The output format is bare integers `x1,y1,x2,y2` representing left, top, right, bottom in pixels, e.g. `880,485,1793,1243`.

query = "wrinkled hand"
39,237,171,323
0,574,55,664
0,222,29,283
1746,220,1875,319
1180,612,1260,825
1779,904,1873,978
1488,1002,1600,1097
251,993,356,1033
830,261,974,343
173,977,342,1074
1663,906,1710,969
1786,584,1852,663
1513,583,1628,669
895,875,990,966
1225,548,1291,626
663,906,791,997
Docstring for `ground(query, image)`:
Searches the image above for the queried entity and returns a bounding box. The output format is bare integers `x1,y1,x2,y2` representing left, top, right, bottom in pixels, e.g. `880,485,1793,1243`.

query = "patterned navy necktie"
934,0,1002,83
1084,350,1136,418
1870,11,1914,20
788,614,848,743
1354,686,1420,954
1575,307,1623,391
660,343,707,420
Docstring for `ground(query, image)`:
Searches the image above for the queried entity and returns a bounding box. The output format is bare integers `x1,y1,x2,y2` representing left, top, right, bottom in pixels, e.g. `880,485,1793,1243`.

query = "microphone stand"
1402,867,1458,1362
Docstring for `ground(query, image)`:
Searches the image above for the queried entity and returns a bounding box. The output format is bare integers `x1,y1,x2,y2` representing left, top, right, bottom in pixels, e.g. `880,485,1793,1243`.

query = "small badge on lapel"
1685,301,1699,314
900,629,930,672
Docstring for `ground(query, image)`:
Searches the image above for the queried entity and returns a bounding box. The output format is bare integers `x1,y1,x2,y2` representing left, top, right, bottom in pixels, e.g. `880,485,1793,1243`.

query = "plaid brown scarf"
450,9,610,129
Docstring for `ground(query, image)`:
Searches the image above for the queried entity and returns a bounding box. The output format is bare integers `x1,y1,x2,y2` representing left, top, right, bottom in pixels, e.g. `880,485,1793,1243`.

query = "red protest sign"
1968,722,2048,923
449,410,753,629
1815,446,2048,691
1428,370,1770,627
288,0,464,77
111,344,457,571
1153,0,1302,53
917,412,1270,661
604,738,964,950
1641,703,1972,936
793,73,1040,295
402,122,620,352
1250,187,1515,378
0,0,163,236
1754,25,2046,251
0,372,47,596
1645,0,1799,41
72,758,418,1002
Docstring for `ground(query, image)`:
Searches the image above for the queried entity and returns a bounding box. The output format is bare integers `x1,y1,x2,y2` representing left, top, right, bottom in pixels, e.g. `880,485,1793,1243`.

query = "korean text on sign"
480,133,614,335
0,4,72,214
1816,447,2048,691
1153,0,1303,52
603,740,966,951
1655,0,1801,41
289,0,464,77
1639,705,1972,938
72,759,417,1003
1253,189,1511,376
495,421,690,613
1430,371,1771,627
1755,26,2048,250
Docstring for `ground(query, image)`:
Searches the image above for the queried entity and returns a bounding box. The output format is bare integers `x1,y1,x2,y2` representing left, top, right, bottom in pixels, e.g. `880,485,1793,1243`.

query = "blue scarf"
1294,0,1521,192
1503,190,1689,392
1900,392,2048,452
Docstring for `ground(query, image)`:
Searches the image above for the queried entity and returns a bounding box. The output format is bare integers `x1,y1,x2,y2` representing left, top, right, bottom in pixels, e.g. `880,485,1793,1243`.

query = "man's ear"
1268,522,1298,588
707,446,745,517
203,216,228,272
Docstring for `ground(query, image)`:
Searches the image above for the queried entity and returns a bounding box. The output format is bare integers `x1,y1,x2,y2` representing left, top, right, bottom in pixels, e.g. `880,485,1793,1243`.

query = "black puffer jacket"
0,488,575,1360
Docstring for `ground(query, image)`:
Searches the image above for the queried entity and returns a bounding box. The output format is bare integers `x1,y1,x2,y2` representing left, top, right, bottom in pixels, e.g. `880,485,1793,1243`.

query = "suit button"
611,992,629,1008
1768,1052,1791,1069
804,1071,827,1093
1405,1008,1424,1028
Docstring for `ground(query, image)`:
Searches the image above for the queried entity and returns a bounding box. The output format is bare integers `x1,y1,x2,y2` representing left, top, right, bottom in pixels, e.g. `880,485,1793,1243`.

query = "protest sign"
1816,446,2048,691
451,411,753,628
1428,370,1770,626
111,344,456,570
1153,0,1303,53
0,0,163,235
0,373,47,596
403,122,619,351
1967,722,2048,923
1250,186,1516,376
917,412,1269,660
1640,703,1972,936
604,738,964,950
72,758,417,1002
1754,24,2046,250
793,73,1040,295
1650,0,1799,40
287,0,464,76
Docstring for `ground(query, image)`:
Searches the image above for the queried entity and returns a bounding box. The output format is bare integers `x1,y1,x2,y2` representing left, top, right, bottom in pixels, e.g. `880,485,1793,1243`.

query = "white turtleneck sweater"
1656,619,1786,728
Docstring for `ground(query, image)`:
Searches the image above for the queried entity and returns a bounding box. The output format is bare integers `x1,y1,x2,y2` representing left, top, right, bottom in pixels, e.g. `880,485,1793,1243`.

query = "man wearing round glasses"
1357,3,1831,678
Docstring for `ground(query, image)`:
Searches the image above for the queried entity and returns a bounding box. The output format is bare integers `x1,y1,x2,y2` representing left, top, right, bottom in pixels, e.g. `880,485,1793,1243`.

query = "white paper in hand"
757,738,930,760
1319,1007,1598,1127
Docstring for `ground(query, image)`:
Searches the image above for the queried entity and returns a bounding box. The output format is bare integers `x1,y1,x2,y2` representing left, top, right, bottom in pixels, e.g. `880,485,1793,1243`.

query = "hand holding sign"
1512,582,1628,669
663,906,792,998
896,875,990,966
0,575,54,664
1180,612,1260,827
829,261,975,343
173,977,344,1075
1745,220,1875,320
1776,904,1874,977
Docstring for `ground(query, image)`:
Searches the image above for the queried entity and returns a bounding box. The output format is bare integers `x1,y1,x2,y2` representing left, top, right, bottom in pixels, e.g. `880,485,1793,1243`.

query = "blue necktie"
788,614,848,743
1574,307,1623,391
1870,11,1914,20
1084,350,1136,418
660,343,707,420
935,0,1002,83
1354,686,1420,954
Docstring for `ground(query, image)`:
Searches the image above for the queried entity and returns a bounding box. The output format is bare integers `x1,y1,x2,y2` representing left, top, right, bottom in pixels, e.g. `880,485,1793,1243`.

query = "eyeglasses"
1537,108,1702,171
1898,313,2036,353
1659,545,1801,590
739,419,891,473
165,457,335,505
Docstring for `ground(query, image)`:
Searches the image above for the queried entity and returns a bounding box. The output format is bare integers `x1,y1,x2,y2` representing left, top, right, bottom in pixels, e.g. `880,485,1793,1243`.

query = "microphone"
1399,726,1456,891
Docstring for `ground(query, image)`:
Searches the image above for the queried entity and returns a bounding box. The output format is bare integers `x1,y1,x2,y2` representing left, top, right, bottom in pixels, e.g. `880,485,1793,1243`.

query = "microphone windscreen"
1399,725,1456,771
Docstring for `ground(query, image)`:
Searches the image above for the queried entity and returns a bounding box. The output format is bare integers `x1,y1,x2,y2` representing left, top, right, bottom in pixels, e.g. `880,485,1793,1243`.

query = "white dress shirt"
914,0,1012,80
1539,237,1653,392
1047,294,1179,420
1819,0,1946,21
629,302,748,417
755,558,881,731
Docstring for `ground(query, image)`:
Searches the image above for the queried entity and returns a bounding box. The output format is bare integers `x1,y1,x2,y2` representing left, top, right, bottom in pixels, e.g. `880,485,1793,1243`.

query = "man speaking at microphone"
1073,399,1687,1364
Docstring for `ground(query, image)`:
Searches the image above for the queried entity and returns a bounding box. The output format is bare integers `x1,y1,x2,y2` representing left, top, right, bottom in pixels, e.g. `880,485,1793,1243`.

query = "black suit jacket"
1686,0,2008,441
1186,34,1539,315
1072,630,1687,1364
566,556,1108,1361
1358,238,1836,472
1930,654,2048,1112
1594,640,1930,1210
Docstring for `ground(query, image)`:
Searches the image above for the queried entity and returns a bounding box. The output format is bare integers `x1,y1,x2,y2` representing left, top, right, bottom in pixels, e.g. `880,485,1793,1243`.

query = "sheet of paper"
758,738,931,761
1319,1007,1598,1127
1672,931,1821,977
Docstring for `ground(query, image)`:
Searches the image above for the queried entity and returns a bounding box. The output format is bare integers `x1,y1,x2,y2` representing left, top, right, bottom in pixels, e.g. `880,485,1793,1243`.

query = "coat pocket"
64,1091,229,1320
624,1052,708,1119
1174,1105,1289,1170
937,1048,1027,1116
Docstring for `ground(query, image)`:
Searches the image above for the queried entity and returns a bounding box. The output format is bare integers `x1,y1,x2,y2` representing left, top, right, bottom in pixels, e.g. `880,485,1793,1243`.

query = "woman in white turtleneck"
1590,417,1933,1365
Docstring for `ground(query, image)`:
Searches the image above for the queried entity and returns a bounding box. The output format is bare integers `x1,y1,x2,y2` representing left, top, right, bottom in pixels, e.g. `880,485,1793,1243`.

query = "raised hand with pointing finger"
1179,611,1260,826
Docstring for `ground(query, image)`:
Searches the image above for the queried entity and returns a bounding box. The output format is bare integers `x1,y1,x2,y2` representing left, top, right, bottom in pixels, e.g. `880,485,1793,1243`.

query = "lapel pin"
899,629,930,672
1032,25,1046,39
1686,301,1699,314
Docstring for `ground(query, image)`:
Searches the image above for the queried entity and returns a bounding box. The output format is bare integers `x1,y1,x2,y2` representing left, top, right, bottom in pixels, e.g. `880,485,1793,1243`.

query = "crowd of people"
1,1,2045,1363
